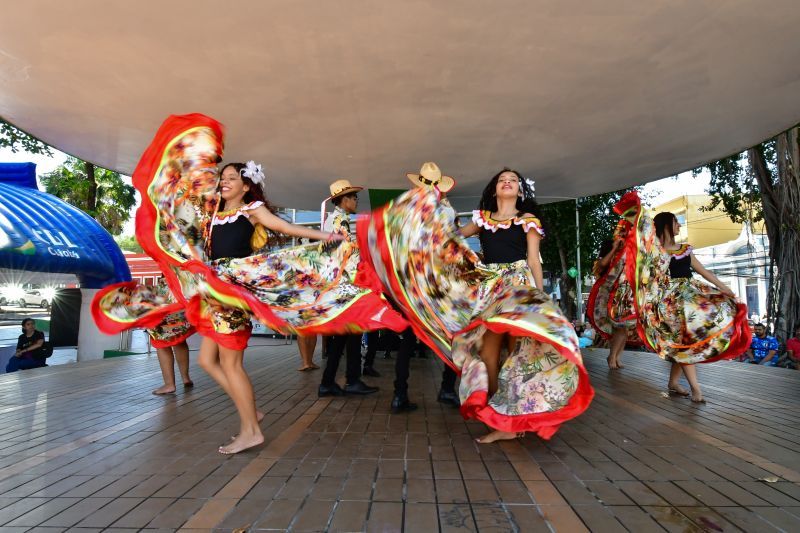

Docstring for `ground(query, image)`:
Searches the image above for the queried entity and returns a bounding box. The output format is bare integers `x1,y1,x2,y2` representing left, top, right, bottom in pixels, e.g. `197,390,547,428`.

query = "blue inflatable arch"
0,162,131,288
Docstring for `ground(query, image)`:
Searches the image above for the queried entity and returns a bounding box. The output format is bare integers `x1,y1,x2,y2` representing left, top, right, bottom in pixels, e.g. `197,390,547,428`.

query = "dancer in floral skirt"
587,220,638,370
93,114,406,454
615,192,750,403
357,164,594,443
149,278,195,395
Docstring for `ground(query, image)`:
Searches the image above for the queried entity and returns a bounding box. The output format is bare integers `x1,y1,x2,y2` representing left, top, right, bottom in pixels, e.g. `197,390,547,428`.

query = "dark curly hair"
478,168,540,218
218,162,284,248
597,239,614,261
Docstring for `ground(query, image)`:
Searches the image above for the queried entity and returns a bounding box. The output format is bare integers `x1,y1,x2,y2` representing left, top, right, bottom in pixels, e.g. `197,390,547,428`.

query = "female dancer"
93,114,406,454
587,220,638,370
199,161,342,453
615,192,749,403
357,164,593,444
149,278,195,395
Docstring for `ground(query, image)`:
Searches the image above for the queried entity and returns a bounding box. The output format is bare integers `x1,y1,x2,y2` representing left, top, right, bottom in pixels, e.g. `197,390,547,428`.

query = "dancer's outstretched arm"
690,254,736,298
249,206,343,242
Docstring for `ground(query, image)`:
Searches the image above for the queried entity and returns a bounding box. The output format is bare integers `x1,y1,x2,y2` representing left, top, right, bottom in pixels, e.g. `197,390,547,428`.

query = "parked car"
16,289,51,309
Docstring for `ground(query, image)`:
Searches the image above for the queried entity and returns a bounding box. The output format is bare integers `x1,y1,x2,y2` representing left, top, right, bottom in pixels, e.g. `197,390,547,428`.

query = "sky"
1,145,713,235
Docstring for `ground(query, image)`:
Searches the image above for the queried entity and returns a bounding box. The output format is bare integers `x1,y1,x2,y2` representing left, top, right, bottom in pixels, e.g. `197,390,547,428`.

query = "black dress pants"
393,327,416,397
322,334,362,386
441,365,457,393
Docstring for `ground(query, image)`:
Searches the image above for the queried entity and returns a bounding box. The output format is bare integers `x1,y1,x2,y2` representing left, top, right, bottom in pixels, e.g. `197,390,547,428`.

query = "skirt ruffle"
357,187,593,439
616,191,750,363
587,221,638,340
92,114,406,349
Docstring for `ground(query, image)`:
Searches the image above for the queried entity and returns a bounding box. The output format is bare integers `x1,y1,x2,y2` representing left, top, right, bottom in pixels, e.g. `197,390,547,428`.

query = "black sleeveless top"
667,245,693,279
210,212,255,260
473,210,544,264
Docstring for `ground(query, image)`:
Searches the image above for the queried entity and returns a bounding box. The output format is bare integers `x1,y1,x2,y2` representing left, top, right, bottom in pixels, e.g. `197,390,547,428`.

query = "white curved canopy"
2,0,800,210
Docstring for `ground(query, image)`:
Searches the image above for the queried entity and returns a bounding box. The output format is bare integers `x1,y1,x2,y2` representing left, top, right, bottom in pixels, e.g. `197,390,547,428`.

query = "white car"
1,287,52,308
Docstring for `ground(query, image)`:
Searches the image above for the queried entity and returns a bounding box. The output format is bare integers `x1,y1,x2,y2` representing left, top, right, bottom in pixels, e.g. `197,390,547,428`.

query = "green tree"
114,234,143,253
696,128,800,340
539,188,637,320
0,118,53,156
41,156,136,236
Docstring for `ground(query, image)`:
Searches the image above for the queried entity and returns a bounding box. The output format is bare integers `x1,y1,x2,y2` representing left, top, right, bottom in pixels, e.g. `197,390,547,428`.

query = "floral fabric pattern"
92,114,406,350
587,220,638,340
357,187,593,439
616,191,750,364
147,279,194,347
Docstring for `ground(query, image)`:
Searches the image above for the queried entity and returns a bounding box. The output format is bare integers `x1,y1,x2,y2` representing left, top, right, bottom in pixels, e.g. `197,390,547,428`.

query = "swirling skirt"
357,187,593,439
92,114,406,349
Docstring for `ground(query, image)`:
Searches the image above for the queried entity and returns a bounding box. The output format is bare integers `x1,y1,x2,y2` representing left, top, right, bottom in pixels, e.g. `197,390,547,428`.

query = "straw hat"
407,162,455,193
328,179,363,200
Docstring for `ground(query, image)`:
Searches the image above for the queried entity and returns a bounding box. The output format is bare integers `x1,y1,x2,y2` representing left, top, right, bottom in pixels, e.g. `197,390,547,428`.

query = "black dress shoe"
362,366,381,377
391,396,418,413
437,389,460,407
318,383,345,397
344,380,379,395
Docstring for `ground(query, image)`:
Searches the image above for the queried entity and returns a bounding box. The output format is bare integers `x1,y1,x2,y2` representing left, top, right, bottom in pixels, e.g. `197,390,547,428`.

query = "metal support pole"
575,198,583,322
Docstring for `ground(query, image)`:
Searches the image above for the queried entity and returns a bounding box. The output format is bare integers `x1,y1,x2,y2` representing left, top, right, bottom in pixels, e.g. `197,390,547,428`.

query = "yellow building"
648,195,764,249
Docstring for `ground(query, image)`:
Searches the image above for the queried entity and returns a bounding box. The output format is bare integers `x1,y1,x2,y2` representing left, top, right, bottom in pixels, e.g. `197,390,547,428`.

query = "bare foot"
152,385,176,395
475,430,523,444
297,364,320,371
257,410,265,423
183,380,194,388
615,360,625,369
667,384,690,396
607,356,618,369
218,431,264,455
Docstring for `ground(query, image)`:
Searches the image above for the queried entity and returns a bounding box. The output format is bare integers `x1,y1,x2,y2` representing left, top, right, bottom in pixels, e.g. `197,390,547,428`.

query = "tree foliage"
41,156,136,236
695,141,775,224
538,188,637,319
114,234,143,253
696,129,799,340
0,118,54,156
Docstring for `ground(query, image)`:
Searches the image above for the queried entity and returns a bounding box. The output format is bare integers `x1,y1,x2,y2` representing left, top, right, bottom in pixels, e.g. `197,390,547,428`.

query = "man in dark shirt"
6,318,48,373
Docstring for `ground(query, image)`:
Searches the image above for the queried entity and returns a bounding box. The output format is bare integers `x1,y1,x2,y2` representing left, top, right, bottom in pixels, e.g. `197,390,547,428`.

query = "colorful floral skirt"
356,187,594,439
92,114,406,350
148,310,194,349
587,222,638,340
615,191,750,364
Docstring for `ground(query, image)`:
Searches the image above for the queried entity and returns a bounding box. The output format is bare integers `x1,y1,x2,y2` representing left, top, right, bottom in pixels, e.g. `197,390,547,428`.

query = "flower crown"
240,160,266,185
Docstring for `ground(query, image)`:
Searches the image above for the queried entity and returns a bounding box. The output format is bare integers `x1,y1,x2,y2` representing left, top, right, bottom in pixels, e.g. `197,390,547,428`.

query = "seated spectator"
746,323,779,366
783,324,800,370
6,318,48,373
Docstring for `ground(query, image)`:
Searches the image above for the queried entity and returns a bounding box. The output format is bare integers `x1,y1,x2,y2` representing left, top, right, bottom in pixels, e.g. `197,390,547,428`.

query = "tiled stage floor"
0,340,798,532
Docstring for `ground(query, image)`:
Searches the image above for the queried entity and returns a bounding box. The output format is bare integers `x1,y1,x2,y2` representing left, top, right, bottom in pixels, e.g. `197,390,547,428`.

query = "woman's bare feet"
475,430,524,444
297,364,320,371
607,355,618,369
667,383,690,397
152,385,176,395
218,431,264,455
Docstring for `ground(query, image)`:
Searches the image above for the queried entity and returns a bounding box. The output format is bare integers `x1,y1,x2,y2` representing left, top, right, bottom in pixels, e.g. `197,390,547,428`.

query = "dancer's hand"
719,286,736,299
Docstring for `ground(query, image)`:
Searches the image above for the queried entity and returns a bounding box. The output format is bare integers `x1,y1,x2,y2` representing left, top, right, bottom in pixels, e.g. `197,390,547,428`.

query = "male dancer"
318,180,379,396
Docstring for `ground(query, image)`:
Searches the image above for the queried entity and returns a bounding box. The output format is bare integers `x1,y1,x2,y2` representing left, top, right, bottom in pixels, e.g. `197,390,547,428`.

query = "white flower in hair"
241,160,266,185
525,178,536,194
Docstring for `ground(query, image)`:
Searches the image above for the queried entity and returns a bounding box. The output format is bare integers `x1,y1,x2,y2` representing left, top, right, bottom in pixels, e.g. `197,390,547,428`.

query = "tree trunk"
749,128,800,340
84,161,97,215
